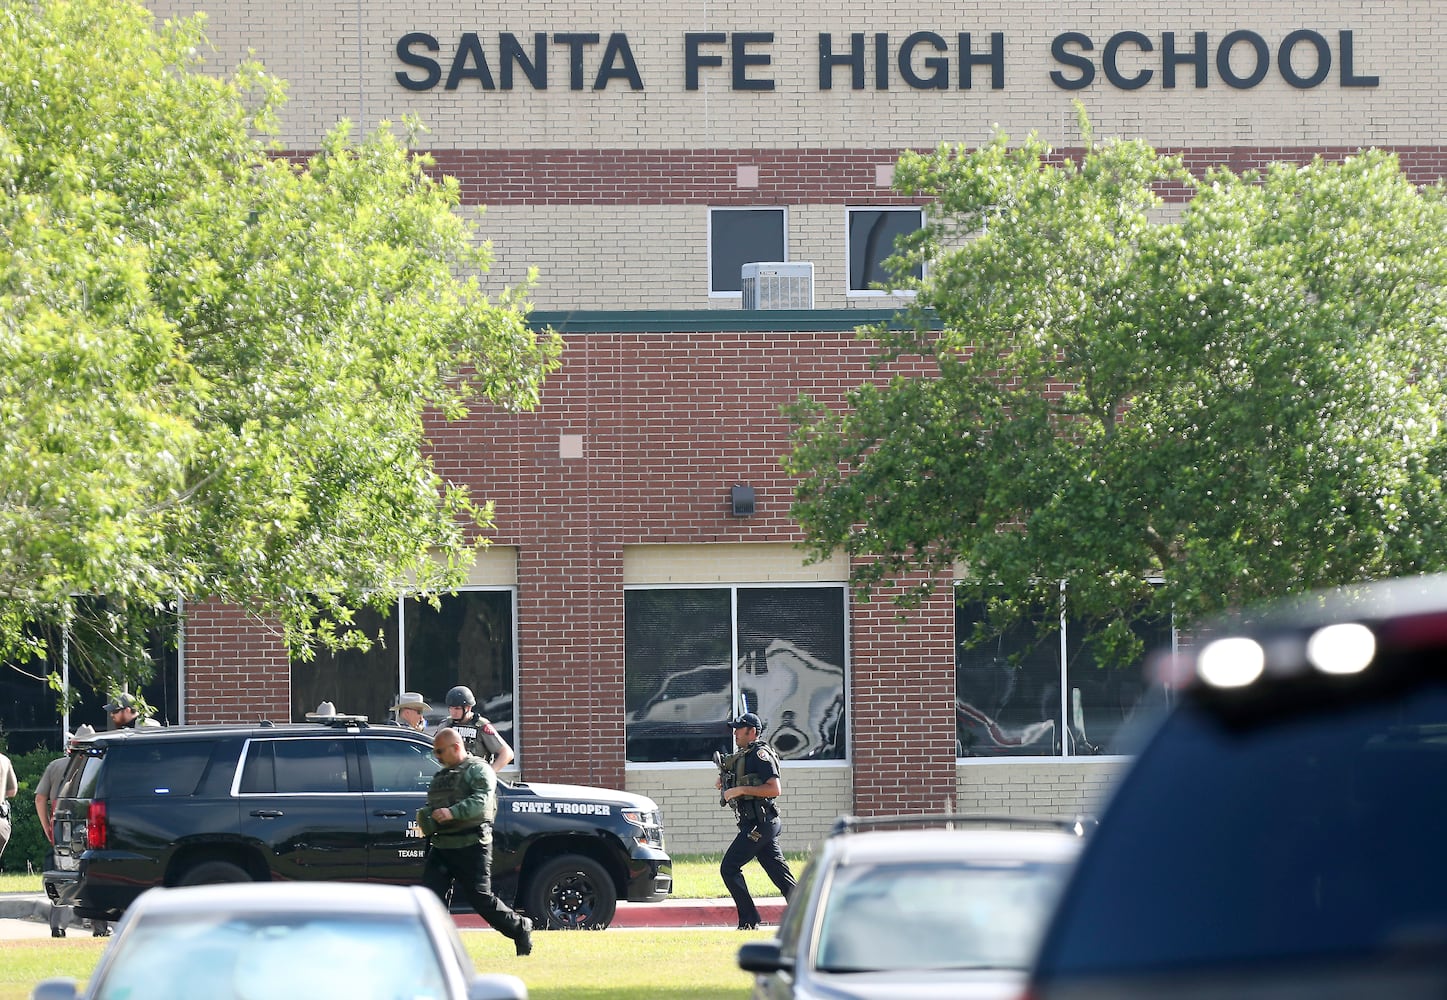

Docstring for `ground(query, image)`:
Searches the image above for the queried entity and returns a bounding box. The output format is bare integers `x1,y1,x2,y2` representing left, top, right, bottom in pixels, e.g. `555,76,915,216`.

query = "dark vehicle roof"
77,720,429,744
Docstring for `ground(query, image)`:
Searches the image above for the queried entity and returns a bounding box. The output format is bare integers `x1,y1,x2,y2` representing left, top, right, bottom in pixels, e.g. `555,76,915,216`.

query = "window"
624,584,847,763
955,586,1172,758
240,738,352,794
4,596,181,750
290,589,516,750
709,208,786,295
362,738,439,793
847,207,922,294
104,742,214,798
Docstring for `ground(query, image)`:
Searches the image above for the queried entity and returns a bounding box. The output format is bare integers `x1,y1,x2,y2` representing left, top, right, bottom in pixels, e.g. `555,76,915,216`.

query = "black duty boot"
515,915,533,956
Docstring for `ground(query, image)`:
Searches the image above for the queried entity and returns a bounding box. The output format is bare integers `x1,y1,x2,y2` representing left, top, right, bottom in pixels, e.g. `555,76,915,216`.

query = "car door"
359,735,441,883
235,736,369,881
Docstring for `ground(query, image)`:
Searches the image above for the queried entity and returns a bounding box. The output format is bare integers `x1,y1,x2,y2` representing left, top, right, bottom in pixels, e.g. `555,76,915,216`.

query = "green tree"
0,0,562,692
785,116,1447,663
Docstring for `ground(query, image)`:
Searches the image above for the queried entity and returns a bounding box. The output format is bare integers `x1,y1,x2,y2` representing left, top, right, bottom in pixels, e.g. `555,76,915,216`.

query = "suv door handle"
249,810,284,818
373,810,407,818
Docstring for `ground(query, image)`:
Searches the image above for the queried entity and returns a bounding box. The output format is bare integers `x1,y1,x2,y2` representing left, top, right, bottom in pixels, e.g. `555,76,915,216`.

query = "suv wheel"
177,860,252,886
523,855,617,930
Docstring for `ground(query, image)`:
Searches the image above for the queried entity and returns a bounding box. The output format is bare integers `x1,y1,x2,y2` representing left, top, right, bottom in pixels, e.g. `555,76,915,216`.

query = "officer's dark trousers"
423,827,529,943
721,816,795,926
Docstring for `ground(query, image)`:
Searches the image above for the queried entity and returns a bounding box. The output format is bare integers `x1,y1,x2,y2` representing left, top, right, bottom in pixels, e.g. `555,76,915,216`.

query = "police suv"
43,717,671,930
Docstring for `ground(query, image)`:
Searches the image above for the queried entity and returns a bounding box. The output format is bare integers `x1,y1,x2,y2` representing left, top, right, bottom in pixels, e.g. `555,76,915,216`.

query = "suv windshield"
818,859,1064,973
1037,680,1447,976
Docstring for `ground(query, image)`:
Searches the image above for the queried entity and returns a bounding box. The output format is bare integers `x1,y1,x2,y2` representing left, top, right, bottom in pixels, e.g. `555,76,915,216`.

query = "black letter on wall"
396,33,441,91
819,33,866,90
1216,30,1269,89
1162,31,1207,88
1050,32,1094,90
685,32,726,90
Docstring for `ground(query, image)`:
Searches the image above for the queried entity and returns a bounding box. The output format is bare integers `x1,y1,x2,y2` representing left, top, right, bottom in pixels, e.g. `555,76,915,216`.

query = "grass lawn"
0,927,766,1000
0,854,807,998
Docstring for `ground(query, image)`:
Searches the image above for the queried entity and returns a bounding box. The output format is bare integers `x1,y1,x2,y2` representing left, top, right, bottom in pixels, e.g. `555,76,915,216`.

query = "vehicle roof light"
1306,622,1375,675
1197,637,1266,688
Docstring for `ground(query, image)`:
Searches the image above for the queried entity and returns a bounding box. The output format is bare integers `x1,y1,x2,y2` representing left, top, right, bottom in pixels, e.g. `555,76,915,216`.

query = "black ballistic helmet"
445,685,475,708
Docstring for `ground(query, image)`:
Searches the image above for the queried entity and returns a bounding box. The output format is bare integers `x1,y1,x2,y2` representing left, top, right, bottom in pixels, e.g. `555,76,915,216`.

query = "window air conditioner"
741,262,814,309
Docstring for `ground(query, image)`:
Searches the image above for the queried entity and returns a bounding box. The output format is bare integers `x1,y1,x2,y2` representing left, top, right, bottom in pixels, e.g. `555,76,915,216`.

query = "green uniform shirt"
417,755,498,849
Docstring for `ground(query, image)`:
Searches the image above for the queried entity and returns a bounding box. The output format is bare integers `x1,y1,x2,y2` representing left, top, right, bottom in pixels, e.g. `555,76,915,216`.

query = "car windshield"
1038,680,1447,977
815,857,1067,973
93,912,452,1000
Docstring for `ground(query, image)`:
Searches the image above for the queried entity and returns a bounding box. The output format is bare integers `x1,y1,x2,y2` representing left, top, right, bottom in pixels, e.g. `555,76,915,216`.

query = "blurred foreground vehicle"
739,814,1083,999
1028,574,1447,1000
31,882,527,1000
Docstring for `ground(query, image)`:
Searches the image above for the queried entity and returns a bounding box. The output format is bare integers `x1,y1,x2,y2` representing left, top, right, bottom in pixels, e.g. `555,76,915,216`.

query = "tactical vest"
730,740,778,825
427,760,497,827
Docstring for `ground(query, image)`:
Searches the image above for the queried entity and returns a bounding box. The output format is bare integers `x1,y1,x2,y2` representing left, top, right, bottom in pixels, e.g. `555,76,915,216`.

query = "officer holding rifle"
715,712,796,930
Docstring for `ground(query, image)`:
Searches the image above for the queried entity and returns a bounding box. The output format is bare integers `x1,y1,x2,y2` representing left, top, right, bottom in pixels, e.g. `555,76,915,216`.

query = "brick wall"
629,764,852,856
184,601,291,724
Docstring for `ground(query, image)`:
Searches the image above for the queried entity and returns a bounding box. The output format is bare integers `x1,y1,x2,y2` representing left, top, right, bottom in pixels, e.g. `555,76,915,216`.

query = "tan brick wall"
153,1,1437,149
474,204,925,311
632,759,1128,855
956,759,1130,817
628,764,851,856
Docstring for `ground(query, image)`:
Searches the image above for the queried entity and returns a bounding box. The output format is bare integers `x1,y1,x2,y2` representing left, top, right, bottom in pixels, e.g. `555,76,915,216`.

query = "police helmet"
445,685,475,708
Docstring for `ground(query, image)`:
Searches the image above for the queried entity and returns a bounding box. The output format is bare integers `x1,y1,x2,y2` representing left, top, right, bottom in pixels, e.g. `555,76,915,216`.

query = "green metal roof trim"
526,309,939,334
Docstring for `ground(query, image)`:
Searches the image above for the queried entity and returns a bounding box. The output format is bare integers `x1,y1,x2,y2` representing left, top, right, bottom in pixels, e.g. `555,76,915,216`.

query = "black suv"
44,718,671,930
1028,574,1447,999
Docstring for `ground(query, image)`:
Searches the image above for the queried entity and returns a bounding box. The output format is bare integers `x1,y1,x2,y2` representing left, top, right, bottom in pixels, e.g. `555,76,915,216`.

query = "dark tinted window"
101,741,214,798
624,585,847,762
363,738,440,793
239,739,352,794
1037,681,1447,976
847,208,922,291
710,209,785,293
66,751,105,800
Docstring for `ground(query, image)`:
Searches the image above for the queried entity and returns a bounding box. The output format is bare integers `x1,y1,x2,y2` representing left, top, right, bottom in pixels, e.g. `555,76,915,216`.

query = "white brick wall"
149,1,1436,149
628,763,851,855
629,758,1128,855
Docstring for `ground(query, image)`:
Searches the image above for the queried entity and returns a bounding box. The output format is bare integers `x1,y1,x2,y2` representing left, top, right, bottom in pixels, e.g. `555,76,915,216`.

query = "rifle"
713,749,740,818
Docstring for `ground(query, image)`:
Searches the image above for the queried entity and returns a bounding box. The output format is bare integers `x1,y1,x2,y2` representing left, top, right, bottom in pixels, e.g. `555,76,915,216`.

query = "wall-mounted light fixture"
730,485,756,517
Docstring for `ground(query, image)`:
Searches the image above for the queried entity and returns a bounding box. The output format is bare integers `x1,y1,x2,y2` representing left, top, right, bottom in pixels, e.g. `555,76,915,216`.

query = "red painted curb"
453,898,786,931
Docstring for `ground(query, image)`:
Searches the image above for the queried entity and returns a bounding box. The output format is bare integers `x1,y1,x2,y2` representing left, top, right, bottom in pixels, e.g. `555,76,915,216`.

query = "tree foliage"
0,0,562,690
785,113,1447,664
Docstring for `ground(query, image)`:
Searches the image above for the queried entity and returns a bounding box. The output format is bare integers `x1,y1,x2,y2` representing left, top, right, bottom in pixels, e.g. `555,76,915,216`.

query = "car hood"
808,969,1025,1000
508,781,660,812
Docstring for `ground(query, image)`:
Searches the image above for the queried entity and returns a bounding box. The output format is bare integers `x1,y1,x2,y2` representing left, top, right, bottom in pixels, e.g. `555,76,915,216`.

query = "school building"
15,1,1445,852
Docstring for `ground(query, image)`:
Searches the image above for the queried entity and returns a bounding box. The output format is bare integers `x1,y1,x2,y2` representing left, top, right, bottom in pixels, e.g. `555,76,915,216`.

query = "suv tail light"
86,800,108,850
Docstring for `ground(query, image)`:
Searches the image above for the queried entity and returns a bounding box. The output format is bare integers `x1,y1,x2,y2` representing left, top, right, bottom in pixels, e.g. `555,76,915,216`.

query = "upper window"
624,584,847,763
709,208,786,295
847,207,923,295
955,585,1172,758
290,589,516,756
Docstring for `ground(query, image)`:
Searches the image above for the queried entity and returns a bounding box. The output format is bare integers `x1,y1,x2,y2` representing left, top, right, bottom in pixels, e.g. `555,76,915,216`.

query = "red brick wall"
181,327,965,810
421,328,949,797
184,600,291,724
412,146,1447,206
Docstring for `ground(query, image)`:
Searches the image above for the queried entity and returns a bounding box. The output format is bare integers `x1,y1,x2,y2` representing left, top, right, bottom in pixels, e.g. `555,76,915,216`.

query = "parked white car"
32,882,527,1000
739,814,1084,1000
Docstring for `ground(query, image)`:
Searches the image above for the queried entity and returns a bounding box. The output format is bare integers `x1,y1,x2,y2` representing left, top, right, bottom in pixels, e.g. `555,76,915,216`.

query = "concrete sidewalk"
1,891,784,937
